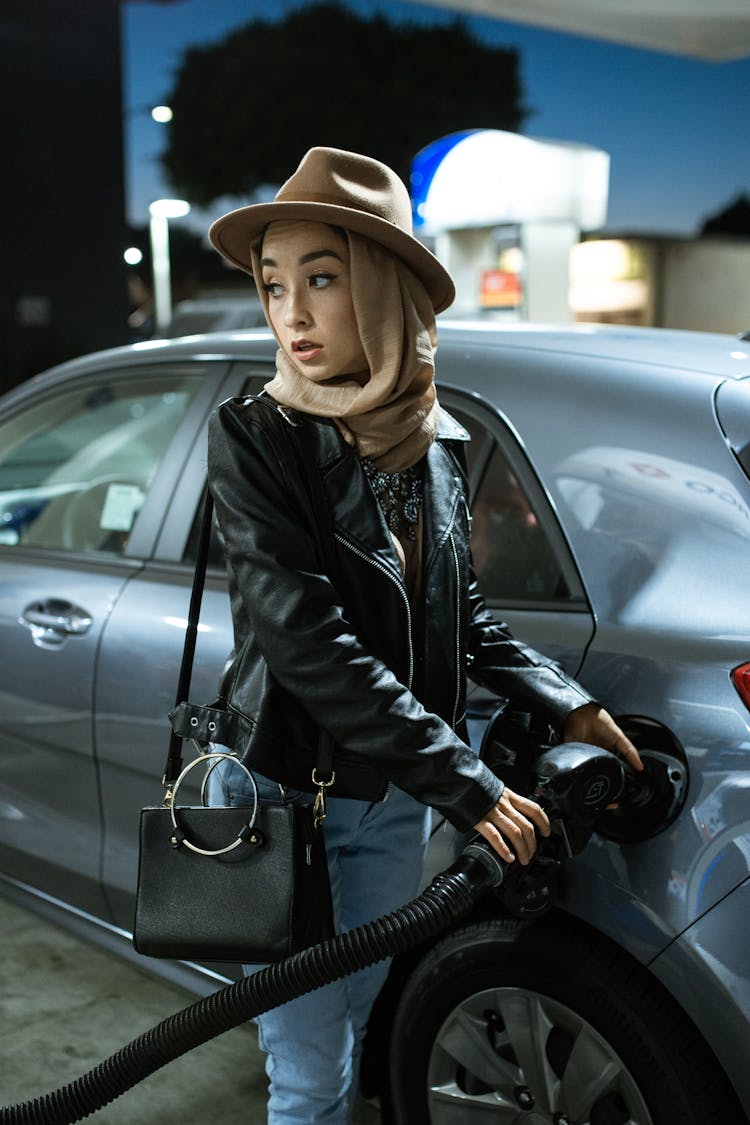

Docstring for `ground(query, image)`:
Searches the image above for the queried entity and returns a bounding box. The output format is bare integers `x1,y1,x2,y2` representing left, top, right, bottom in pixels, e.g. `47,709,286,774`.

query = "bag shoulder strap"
162,489,214,786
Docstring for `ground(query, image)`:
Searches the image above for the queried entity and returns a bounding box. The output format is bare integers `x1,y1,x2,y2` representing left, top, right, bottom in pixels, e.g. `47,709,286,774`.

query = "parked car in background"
156,293,267,337
0,323,748,1123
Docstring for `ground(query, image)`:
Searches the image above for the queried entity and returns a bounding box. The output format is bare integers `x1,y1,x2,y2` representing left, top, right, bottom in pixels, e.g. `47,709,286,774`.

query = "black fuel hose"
1,843,503,1125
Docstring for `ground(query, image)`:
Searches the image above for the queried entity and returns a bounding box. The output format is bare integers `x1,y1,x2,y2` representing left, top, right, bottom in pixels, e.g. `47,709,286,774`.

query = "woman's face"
259,220,368,381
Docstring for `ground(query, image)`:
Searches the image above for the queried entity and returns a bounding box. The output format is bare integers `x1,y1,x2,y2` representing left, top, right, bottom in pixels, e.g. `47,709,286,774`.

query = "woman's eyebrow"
300,249,344,265
260,249,344,268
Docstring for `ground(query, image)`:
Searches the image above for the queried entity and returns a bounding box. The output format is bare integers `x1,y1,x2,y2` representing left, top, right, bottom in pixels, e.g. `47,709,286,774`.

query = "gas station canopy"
409,0,750,61
412,131,609,235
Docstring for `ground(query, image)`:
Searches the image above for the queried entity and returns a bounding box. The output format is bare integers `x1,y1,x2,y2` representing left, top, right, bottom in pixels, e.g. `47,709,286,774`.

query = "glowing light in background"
149,199,191,332
150,104,173,124
413,130,609,234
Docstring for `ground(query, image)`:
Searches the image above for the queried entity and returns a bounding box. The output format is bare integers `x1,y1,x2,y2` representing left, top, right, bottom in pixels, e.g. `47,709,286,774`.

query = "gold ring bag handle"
168,752,260,856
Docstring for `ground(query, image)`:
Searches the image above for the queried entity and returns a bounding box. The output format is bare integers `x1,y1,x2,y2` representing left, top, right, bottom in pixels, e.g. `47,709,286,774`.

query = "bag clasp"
311,768,336,828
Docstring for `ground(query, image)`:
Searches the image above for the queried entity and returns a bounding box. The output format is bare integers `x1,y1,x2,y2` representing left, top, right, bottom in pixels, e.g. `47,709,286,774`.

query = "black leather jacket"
203,394,592,833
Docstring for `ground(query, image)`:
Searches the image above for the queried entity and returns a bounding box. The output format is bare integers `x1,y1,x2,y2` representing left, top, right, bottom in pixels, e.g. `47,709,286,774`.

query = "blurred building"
449,230,750,336
414,130,611,323
415,131,750,336
571,235,750,335
1,0,131,393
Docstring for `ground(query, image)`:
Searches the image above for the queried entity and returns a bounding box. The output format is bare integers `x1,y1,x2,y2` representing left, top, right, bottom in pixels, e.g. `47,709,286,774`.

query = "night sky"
122,0,750,240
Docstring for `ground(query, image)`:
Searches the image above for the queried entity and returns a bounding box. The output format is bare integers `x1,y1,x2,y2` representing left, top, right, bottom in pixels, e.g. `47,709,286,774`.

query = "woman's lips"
292,339,322,361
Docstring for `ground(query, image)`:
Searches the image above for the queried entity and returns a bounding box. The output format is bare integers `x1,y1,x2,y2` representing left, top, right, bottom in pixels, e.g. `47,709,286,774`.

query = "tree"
162,2,528,206
700,193,750,238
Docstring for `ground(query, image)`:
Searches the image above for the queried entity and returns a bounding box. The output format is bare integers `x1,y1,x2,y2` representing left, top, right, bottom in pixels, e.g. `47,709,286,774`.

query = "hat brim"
209,200,455,315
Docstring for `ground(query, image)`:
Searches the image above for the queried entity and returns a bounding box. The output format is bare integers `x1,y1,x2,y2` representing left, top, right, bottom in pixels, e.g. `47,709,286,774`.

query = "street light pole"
148,198,190,334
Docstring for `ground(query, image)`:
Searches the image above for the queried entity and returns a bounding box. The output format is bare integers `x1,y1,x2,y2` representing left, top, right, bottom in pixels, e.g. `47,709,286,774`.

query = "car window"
449,402,576,606
0,372,203,555
450,408,492,480
470,443,571,601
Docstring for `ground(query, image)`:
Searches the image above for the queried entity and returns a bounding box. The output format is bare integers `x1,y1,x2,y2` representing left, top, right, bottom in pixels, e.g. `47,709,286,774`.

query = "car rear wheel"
389,915,744,1125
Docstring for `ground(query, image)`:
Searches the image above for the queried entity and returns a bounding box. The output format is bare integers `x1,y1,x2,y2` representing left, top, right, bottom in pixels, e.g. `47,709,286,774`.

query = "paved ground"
0,897,380,1124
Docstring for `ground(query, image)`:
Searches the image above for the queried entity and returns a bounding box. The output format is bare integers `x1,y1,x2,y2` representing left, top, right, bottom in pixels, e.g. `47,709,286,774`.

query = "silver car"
0,323,748,1123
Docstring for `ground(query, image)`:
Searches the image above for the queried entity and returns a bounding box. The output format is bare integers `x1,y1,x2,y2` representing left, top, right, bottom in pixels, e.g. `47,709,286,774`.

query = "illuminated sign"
412,130,609,235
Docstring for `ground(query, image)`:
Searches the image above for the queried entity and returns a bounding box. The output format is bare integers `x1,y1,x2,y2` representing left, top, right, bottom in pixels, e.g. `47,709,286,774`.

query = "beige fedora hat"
208,147,455,314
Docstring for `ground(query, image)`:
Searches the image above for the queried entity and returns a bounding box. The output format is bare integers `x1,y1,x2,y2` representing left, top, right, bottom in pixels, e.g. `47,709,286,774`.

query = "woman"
206,147,641,1124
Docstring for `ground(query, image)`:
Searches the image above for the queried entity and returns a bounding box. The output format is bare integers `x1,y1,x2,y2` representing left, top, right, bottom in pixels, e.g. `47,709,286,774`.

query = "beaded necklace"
361,458,424,542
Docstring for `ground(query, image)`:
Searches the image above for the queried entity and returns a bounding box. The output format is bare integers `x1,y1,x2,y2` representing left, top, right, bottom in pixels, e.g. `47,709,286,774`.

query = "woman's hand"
473,788,551,865
564,702,643,772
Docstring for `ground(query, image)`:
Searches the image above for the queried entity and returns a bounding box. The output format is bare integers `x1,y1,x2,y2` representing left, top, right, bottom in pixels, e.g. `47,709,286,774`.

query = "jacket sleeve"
466,562,594,730
208,399,503,832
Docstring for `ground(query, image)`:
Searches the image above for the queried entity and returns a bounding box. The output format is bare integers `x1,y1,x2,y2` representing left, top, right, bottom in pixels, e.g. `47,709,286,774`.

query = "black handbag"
133,480,335,963
133,750,333,962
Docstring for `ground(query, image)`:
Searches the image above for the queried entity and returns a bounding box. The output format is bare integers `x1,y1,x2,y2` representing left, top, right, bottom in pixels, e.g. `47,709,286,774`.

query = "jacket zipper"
449,530,461,729
335,532,414,691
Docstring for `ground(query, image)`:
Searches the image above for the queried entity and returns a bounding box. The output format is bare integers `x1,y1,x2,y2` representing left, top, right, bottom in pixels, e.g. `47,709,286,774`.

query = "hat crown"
275,147,412,233
208,146,455,313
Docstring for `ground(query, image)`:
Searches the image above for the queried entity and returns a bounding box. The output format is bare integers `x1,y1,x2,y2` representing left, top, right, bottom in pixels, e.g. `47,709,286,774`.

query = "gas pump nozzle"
462,709,631,918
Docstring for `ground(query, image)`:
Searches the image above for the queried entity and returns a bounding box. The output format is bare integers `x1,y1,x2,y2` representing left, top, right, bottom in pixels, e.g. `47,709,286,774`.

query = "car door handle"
20,599,93,639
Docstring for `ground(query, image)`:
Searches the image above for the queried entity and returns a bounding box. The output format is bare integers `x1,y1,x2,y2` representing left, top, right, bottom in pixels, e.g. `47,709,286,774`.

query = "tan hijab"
251,229,440,473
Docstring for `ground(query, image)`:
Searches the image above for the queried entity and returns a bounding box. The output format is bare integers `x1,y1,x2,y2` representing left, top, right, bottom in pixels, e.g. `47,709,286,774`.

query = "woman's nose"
283,287,311,327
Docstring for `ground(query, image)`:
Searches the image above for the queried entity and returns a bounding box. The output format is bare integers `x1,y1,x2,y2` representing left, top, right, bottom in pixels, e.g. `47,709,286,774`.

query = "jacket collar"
435,406,470,443
297,405,468,581
422,440,464,576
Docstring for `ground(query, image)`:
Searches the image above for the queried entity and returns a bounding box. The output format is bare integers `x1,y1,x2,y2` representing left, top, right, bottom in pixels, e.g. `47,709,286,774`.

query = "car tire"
389,913,745,1125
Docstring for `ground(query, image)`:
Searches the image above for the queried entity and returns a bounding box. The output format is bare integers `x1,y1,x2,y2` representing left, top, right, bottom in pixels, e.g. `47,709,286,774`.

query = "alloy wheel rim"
426,985,653,1123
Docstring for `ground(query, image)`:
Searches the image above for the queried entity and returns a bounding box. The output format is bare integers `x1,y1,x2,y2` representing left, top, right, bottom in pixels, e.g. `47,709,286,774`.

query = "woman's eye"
263,281,284,298
309,273,334,289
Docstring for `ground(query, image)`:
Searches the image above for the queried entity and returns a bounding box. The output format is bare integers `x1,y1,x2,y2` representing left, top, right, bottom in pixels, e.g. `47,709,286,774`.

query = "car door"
94,364,273,930
0,361,224,919
440,388,595,737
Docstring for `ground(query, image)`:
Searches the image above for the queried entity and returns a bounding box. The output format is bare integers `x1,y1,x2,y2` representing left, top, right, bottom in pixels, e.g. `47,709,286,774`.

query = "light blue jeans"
207,757,432,1124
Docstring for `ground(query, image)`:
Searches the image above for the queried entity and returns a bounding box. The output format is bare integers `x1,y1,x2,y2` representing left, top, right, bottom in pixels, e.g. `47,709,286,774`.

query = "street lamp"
151,105,173,124
148,198,191,334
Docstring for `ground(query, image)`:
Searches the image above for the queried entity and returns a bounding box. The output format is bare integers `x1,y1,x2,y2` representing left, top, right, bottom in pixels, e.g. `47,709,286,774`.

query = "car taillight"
731,663,750,712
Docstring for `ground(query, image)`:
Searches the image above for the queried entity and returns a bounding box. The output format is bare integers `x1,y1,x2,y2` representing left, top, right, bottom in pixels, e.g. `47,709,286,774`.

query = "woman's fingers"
473,819,515,864
473,788,550,865
564,703,644,772
504,790,551,837
609,726,644,772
